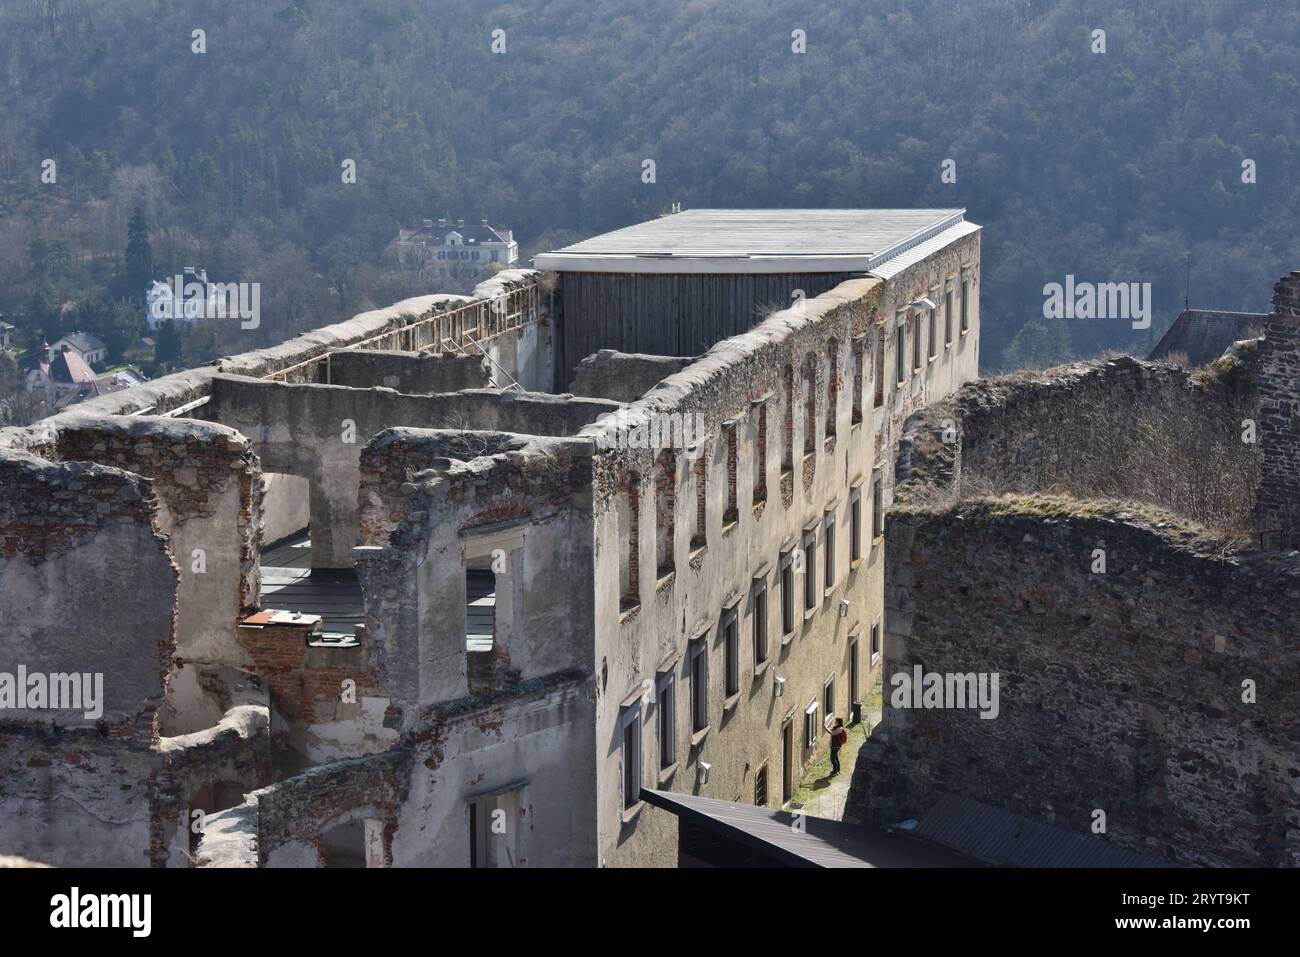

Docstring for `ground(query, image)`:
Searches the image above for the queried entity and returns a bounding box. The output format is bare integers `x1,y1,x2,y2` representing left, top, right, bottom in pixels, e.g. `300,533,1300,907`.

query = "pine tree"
125,204,153,303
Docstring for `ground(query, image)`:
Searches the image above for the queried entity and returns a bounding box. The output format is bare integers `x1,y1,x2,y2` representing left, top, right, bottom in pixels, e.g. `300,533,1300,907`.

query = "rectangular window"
874,330,886,407
803,528,818,612
850,484,863,563
823,509,836,591
657,673,676,770
913,312,923,371
824,675,836,722
804,699,820,748
928,305,938,360
895,321,907,385
871,470,883,544
961,274,971,333
755,765,768,807
752,400,767,505
752,576,769,667
780,548,796,636
871,618,881,665
945,287,955,344
723,420,738,525
723,605,740,698
851,336,865,424
850,634,861,707
690,638,709,733
621,704,642,812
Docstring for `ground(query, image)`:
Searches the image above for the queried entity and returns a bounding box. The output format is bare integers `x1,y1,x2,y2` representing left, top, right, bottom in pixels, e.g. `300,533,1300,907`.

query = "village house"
394,218,518,279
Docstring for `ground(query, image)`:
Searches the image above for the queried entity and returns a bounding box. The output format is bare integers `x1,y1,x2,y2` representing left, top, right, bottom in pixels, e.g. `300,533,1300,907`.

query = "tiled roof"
1148,309,1267,367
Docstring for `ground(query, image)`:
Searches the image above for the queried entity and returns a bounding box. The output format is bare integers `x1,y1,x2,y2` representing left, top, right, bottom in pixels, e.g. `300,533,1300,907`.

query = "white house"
145,267,236,330
394,219,518,278
46,331,107,366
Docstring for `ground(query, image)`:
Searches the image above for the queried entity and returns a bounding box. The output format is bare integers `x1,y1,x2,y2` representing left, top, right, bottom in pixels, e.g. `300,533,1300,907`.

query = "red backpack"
834,727,848,746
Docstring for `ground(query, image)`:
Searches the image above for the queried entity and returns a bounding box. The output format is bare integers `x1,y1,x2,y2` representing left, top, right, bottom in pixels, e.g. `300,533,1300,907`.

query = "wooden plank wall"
558,272,855,381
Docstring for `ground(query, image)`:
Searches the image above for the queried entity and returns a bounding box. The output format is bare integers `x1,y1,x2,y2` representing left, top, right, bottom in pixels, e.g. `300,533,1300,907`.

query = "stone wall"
324,350,491,393
569,349,697,402
1255,271,1300,544
853,500,1300,867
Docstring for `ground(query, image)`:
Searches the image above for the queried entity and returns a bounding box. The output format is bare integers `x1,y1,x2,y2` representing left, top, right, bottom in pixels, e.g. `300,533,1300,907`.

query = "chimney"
423,219,434,228
437,218,447,228
481,219,489,227
1255,270,1300,547
457,218,465,228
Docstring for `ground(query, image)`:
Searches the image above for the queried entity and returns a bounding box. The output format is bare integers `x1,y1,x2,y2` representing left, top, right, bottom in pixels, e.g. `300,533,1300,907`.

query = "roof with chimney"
399,220,514,246
49,348,97,385
52,331,106,355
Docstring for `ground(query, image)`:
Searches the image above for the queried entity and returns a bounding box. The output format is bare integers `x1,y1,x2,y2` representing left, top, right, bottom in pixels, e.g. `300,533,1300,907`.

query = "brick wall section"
853,502,1300,867
235,622,381,729
1255,271,1300,544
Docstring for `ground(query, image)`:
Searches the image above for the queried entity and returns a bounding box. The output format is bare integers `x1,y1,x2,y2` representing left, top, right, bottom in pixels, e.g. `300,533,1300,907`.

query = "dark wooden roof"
1148,309,1267,367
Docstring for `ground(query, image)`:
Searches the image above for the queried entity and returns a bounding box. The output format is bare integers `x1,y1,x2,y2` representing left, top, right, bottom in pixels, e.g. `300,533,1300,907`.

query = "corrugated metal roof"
867,220,982,279
641,788,976,868
535,209,968,274
913,794,1176,868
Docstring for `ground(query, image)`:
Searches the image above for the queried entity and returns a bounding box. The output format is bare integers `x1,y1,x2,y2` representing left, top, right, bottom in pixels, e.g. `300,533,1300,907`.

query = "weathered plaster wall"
206,375,614,568
355,430,597,723
582,231,981,866
393,672,597,867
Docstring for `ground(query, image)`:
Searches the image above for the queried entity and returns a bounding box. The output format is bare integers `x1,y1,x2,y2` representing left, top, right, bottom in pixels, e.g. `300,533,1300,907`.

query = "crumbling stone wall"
324,350,492,393
1256,271,1300,544
569,349,697,402
853,500,1300,867
896,354,1260,538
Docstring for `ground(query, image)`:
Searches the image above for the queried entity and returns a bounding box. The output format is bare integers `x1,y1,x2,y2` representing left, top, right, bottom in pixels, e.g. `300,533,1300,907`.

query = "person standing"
828,717,848,775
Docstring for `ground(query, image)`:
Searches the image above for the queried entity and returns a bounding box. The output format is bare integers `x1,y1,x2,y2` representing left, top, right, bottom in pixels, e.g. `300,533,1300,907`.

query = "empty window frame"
961,269,972,333
754,764,769,807
752,400,768,505
823,508,836,592
722,604,740,698
849,483,863,564
871,470,884,544
912,311,923,371
802,527,818,612
825,344,839,438
621,703,642,812
752,575,769,667
657,672,676,770
871,618,882,665
928,301,938,361
945,284,955,345
895,318,907,385
874,329,886,407
779,547,796,637
722,420,739,525
690,637,709,733
851,336,865,425
824,674,836,722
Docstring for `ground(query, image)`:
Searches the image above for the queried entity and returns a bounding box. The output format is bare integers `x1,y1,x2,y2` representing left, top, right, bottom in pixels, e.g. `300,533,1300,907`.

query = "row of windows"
619,477,887,813
621,613,883,813
893,271,974,387
437,249,501,261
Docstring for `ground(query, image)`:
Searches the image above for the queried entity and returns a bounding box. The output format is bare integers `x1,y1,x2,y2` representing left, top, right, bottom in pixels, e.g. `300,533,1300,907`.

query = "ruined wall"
856,500,1300,867
0,450,178,865
1256,271,1300,544
235,617,396,768
584,230,982,866
569,349,697,402
896,354,1260,536
324,350,491,393
206,374,613,568
393,671,597,867
355,430,597,721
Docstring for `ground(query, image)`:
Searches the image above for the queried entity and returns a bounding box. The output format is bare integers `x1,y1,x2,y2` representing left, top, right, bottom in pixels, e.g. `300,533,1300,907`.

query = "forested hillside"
1,0,1297,390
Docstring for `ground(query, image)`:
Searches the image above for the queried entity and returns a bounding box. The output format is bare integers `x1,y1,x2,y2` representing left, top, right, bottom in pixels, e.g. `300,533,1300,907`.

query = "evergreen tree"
125,204,153,303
